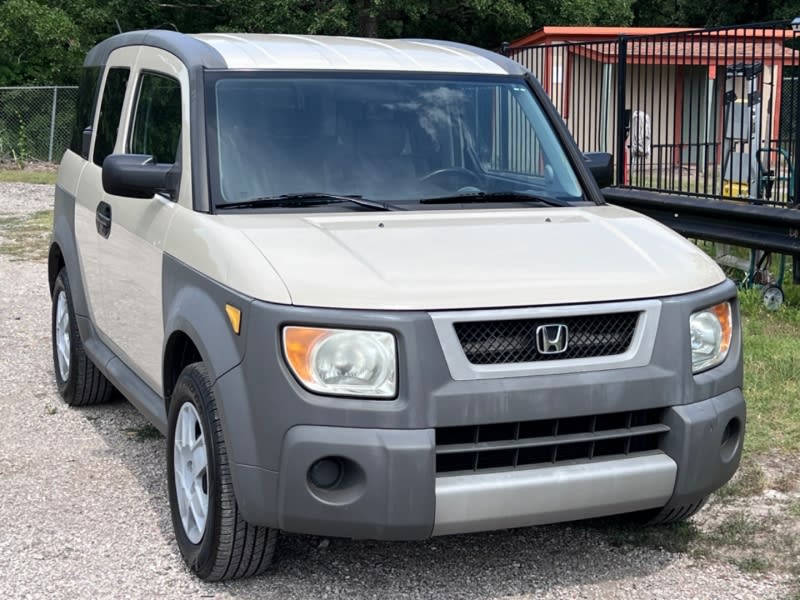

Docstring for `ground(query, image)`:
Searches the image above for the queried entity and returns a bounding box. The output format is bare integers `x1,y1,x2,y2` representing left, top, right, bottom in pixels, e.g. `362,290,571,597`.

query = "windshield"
208,73,584,207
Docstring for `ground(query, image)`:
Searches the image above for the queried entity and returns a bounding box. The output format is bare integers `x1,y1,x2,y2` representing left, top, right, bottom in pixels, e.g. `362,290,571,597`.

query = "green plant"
587,518,700,554
0,169,57,184
734,556,770,573
706,513,762,546
123,424,162,441
714,459,766,501
14,113,28,167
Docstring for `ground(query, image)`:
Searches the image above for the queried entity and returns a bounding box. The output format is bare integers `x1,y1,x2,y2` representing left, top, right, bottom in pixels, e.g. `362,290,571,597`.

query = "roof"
508,26,800,67
510,25,799,48
511,26,696,47
85,30,523,75
567,36,800,66
193,33,517,73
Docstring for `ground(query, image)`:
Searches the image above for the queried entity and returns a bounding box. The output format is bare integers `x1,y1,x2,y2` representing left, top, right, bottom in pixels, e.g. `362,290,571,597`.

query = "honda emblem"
535,324,569,354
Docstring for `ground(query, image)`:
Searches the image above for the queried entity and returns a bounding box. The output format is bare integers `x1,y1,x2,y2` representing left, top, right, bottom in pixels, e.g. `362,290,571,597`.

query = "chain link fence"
0,86,78,164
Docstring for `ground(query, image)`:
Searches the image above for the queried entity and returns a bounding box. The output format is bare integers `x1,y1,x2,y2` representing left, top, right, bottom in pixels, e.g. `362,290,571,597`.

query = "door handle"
95,201,112,238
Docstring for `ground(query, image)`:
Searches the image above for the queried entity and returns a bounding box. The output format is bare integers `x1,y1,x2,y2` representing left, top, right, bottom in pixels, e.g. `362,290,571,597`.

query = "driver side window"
129,72,182,164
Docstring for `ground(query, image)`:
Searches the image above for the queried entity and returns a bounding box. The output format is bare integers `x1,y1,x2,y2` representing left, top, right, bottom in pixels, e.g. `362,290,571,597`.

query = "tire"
167,362,278,581
761,285,784,311
51,268,114,406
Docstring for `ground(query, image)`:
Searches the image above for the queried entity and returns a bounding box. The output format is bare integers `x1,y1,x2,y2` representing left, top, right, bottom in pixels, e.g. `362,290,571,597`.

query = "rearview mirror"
102,154,180,199
584,152,613,189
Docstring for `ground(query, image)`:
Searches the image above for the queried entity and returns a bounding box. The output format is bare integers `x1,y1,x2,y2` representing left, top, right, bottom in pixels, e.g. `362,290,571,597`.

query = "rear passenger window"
70,66,101,158
130,73,182,164
93,67,130,166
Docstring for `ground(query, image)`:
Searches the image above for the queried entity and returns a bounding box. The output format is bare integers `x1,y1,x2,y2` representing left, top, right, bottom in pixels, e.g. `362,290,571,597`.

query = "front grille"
435,408,668,474
454,312,639,365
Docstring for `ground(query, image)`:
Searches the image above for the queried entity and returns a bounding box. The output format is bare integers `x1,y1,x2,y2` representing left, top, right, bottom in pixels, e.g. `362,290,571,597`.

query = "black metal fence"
508,22,800,207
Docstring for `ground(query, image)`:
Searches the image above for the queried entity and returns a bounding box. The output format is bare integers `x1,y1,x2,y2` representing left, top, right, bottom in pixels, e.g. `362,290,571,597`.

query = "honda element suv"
49,30,745,581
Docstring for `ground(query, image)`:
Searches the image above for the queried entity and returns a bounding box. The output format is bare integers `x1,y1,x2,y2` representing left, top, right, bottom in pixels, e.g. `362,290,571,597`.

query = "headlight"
689,302,733,373
282,326,397,398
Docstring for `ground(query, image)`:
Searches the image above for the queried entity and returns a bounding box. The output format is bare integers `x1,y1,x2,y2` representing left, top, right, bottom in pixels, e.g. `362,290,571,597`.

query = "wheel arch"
161,262,250,413
48,241,65,294
162,329,204,412
50,184,90,317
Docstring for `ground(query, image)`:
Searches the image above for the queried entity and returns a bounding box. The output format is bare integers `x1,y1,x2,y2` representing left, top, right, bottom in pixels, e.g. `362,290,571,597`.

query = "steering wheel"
419,167,481,189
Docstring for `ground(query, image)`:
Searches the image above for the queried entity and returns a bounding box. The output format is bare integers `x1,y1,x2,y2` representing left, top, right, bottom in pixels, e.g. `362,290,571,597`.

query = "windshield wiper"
217,193,396,211
419,191,573,208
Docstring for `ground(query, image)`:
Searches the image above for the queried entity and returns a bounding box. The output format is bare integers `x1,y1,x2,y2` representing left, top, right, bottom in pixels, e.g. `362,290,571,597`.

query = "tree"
7,0,800,88
632,0,680,27
526,0,634,29
219,0,531,47
0,0,83,84
633,0,800,27
409,0,532,47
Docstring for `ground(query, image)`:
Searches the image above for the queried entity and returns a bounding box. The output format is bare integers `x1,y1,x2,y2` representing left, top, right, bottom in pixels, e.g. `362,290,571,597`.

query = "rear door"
73,48,136,340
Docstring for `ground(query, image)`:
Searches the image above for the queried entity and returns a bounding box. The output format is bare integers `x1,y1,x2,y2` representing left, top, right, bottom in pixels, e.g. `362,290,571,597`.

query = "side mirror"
102,154,180,199
584,152,613,188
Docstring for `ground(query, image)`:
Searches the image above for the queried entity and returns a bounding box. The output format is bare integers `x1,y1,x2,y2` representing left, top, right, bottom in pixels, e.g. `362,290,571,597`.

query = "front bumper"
212,280,744,538
224,387,744,539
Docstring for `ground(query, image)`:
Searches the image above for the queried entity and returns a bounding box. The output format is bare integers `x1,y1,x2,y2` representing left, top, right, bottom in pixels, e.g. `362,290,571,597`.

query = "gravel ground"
0,183,793,599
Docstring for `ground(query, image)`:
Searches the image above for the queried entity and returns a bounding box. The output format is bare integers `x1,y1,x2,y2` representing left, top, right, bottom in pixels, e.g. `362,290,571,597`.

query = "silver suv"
49,30,745,581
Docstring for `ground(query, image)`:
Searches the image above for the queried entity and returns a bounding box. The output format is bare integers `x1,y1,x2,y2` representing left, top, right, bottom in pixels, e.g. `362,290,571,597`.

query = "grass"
692,244,800,454
734,556,771,573
737,286,800,455
714,459,766,501
0,167,57,185
591,518,700,554
123,424,162,442
705,513,763,546
773,473,795,493
0,210,52,261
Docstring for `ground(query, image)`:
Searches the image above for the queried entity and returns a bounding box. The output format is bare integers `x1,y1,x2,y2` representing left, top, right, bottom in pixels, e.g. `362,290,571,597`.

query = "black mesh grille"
454,312,639,365
435,408,667,474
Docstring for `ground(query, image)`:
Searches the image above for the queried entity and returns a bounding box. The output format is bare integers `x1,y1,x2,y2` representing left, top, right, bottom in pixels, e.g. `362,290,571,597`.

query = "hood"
223,205,725,310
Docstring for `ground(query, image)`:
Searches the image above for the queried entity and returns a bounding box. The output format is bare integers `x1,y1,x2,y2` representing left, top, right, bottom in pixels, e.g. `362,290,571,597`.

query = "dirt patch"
0,159,57,172
0,210,53,261
584,453,800,593
692,455,799,579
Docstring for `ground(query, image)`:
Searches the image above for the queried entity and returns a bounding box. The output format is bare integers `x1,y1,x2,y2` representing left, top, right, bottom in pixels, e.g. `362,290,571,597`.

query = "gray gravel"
0,181,54,214
0,183,792,599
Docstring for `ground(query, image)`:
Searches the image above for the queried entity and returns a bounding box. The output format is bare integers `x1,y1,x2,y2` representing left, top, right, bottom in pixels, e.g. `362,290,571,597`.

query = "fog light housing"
720,417,742,462
308,457,343,489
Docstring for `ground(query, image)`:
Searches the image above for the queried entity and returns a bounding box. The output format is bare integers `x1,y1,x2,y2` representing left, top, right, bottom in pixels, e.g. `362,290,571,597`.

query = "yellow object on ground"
722,180,749,198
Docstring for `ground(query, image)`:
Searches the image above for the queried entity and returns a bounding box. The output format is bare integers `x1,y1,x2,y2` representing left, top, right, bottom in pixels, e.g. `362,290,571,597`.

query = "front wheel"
167,363,277,581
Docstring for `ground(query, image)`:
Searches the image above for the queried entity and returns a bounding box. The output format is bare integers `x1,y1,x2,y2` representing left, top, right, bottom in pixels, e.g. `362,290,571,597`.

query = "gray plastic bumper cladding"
212,280,744,538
